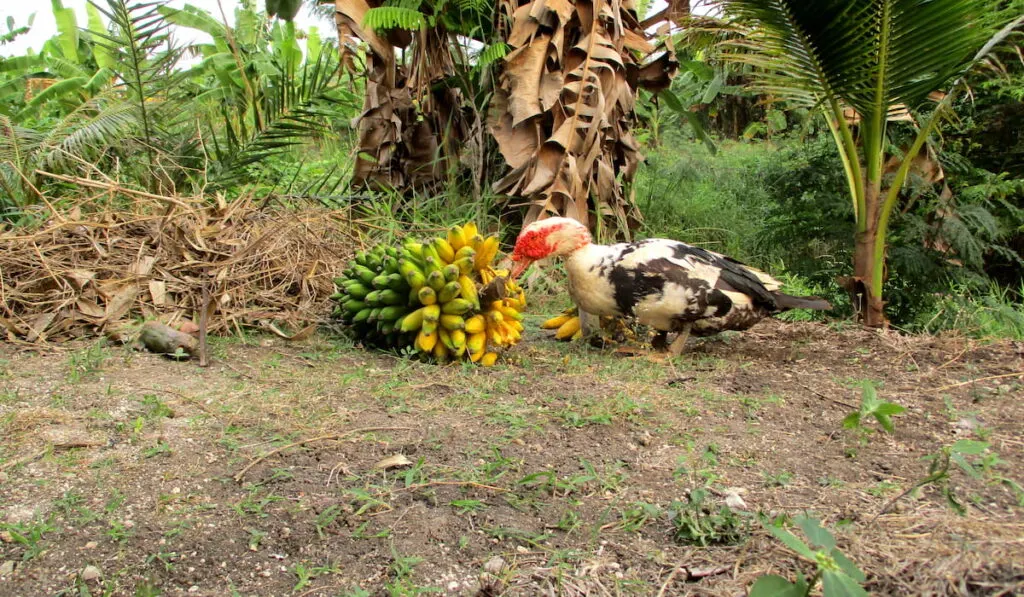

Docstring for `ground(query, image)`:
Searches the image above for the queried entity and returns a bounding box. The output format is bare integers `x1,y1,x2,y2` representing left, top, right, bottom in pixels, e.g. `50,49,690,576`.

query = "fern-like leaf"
363,7,426,32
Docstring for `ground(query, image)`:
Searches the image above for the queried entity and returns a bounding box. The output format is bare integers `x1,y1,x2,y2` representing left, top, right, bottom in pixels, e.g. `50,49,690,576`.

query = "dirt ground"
1,317,1022,596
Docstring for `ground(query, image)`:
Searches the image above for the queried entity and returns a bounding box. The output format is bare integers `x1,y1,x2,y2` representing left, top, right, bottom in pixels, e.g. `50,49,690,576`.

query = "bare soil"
1,319,1022,596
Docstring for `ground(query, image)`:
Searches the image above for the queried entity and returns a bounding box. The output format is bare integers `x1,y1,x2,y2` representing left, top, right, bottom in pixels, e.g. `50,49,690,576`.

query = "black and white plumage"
510,217,831,354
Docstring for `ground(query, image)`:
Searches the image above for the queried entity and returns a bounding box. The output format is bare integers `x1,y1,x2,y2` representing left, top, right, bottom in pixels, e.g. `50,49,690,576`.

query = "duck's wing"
661,242,780,309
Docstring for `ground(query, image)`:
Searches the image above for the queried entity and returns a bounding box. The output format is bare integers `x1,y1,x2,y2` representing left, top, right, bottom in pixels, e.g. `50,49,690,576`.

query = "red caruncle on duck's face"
511,228,556,262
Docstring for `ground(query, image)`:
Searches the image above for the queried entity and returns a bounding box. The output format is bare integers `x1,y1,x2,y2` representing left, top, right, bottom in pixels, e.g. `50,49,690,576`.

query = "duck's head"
510,217,591,279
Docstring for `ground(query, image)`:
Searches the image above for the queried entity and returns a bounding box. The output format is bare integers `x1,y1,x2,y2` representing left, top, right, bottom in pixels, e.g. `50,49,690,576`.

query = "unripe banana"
378,289,404,305
442,299,472,315
418,286,437,305
353,308,371,323
423,304,441,322
427,270,446,292
442,264,461,283
438,327,456,352
378,305,405,321
438,281,462,304
345,284,370,299
454,245,476,262
400,307,426,332
440,314,466,331
371,274,390,289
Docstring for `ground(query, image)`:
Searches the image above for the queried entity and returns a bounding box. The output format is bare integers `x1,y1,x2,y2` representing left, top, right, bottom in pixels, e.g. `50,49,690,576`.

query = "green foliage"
750,516,867,597
842,382,905,434
364,3,427,32
668,488,749,546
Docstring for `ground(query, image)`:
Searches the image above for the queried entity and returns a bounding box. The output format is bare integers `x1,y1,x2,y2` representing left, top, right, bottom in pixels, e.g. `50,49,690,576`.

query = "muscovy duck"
510,217,831,354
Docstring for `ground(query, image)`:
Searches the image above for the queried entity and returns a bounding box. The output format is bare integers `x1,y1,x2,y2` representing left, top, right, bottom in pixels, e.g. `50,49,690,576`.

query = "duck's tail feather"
772,293,832,311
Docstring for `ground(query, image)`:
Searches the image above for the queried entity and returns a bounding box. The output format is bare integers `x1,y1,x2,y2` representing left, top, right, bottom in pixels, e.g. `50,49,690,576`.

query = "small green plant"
314,505,343,539
619,501,661,532
0,516,56,561
142,441,172,458
449,499,487,515
668,488,749,546
843,382,905,435
749,516,867,597
67,341,108,382
875,440,994,518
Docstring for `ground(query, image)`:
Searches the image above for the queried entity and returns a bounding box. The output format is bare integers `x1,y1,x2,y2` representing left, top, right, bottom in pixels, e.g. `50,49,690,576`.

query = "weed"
232,487,284,518
668,488,748,546
140,394,174,418
619,501,661,532
763,470,794,488
314,505,344,539
449,499,487,515
246,528,267,550
106,519,133,543
67,341,108,382
0,516,56,561
556,510,582,532
291,560,340,592
750,515,867,597
142,441,172,458
843,382,905,436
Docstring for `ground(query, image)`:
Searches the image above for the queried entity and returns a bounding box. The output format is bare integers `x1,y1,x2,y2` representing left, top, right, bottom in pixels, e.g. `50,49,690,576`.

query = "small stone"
447,581,460,591
81,565,102,581
483,556,506,574
84,541,98,550
0,561,15,576
515,545,528,554
0,532,13,543
188,586,200,593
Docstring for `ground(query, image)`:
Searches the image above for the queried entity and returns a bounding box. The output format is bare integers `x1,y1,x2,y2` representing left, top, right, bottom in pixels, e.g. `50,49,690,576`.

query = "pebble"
0,561,15,576
81,565,102,581
84,541,98,550
483,556,506,574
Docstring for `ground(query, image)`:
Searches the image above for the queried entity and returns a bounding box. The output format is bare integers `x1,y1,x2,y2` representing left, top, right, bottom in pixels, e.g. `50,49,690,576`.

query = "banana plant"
718,0,1023,327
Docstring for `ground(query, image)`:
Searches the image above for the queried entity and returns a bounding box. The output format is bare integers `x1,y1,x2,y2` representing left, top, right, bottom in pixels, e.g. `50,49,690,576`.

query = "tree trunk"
848,184,887,328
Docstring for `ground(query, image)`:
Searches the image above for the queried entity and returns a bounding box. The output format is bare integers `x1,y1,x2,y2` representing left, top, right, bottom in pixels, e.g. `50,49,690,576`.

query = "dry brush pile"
0,182,357,345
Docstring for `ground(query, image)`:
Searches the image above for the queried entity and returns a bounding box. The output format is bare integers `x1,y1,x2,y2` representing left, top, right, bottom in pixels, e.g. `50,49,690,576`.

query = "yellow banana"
464,315,486,335
433,337,450,361
462,222,478,240
480,352,499,367
458,275,479,309
469,347,485,363
467,331,487,354
448,225,468,251
432,237,456,263
417,329,438,352
475,237,499,271
554,316,581,340
450,329,467,355
497,305,523,321
541,314,572,329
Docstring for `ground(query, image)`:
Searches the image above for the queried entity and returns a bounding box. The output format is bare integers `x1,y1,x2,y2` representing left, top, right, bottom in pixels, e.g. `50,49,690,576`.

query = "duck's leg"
668,323,692,356
577,308,608,348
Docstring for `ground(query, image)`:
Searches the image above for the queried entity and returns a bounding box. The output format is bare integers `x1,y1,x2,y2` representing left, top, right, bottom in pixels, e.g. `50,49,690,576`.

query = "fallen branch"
234,426,413,483
394,481,508,493
0,448,48,472
930,371,1024,393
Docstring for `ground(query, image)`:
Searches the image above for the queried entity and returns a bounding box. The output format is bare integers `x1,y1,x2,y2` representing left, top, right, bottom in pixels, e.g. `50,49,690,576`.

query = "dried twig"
234,426,413,483
655,564,686,597
930,371,1024,393
394,481,508,493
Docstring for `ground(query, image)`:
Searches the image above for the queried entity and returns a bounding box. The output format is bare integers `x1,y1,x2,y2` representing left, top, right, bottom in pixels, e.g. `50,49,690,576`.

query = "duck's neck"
563,241,609,278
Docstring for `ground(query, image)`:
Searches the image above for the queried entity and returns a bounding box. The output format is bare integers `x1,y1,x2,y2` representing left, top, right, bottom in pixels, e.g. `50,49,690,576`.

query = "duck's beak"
510,258,531,280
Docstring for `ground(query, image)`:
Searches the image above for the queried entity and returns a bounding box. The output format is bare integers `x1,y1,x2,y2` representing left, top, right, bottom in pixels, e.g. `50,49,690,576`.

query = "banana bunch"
332,222,526,365
331,244,413,349
541,306,583,341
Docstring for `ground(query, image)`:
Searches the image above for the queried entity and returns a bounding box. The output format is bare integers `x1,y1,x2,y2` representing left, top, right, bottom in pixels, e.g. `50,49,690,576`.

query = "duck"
509,217,831,354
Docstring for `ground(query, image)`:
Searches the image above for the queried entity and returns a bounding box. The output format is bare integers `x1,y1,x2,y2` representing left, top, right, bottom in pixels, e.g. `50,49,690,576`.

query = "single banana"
554,316,581,340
